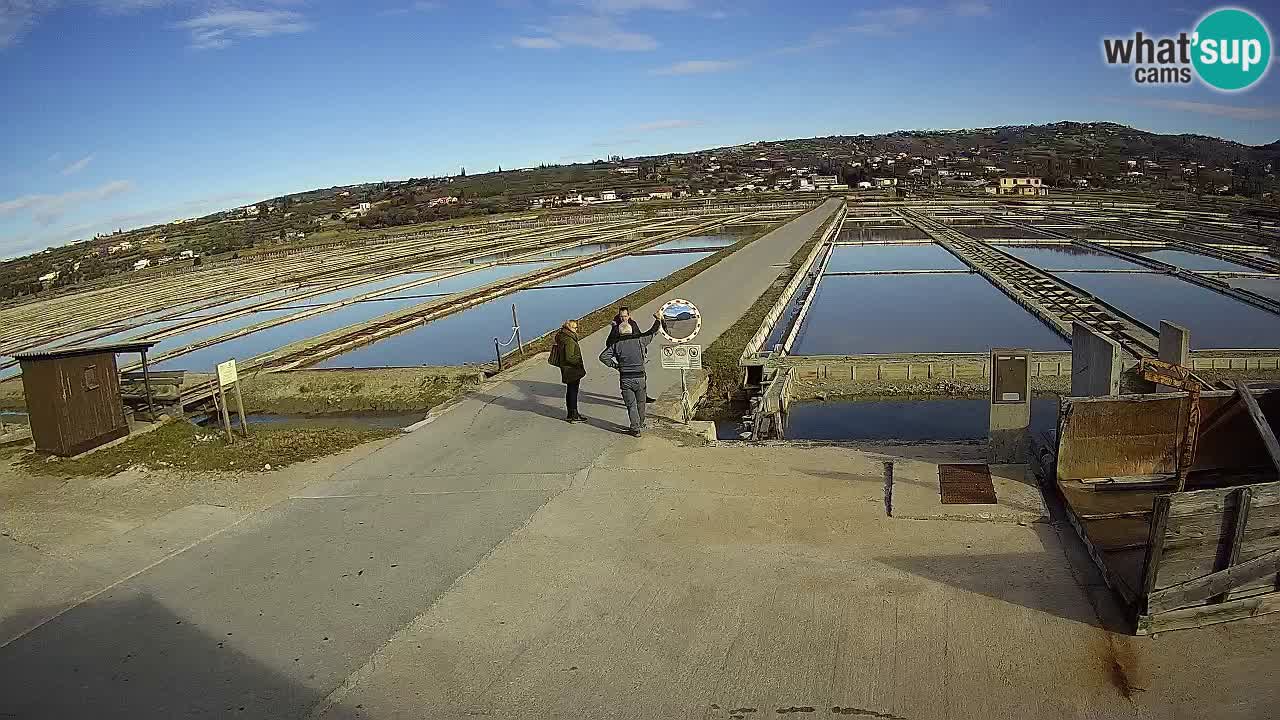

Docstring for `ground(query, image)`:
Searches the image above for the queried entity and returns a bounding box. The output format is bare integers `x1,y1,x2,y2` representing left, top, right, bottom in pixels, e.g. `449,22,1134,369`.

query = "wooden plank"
1060,493,1138,607
1058,480,1159,520
1138,589,1280,634
1167,479,1280,518
1147,548,1280,613
1233,380,1280,474
1212,487,1252,604
1141,495,1171,600
1154,532,1280,590
1079,516,1152,552
1197,391,1244,439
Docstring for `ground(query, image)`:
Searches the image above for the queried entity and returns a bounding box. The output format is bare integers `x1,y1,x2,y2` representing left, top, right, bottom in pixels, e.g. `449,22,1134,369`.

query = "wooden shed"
14,341,158,457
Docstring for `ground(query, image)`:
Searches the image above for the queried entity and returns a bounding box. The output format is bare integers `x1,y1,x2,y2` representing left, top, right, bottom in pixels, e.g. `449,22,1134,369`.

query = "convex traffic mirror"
658,298,701,344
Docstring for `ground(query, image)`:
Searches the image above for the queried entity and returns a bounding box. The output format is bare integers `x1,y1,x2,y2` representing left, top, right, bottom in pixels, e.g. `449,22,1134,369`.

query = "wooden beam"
1212,487,1252,605
1140,495,1172,601
1232,380,1280,474
1197,392,1244,439
1147,547,1280,614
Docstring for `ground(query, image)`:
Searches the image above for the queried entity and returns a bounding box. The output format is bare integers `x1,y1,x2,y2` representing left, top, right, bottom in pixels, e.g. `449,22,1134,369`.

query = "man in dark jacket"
551,320,586,423
599,310,661,436
607,307,655,403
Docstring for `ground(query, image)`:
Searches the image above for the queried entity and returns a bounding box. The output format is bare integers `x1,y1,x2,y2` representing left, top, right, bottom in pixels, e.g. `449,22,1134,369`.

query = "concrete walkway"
0,200,841,719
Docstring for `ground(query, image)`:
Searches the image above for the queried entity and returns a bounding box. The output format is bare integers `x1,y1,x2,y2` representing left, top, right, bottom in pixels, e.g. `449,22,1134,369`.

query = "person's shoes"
646,396,656,403
627,428,642,437
568,414,586,423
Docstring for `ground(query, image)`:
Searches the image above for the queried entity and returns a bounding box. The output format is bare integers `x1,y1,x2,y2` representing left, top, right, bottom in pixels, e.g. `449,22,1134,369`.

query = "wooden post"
1140,494,1172,608
233,381,251,438
216,384,234,443
494,338,502,371
513,303,524,357
139,349,157,422
1212,487,1252,604
1233,380,1280,473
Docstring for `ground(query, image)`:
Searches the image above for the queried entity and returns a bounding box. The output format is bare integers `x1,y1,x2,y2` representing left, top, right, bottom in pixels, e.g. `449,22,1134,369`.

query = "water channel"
791,274,1068,355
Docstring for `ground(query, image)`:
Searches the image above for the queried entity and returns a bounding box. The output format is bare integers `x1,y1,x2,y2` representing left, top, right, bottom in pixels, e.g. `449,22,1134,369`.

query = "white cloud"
0,0,56,48
1,189,258,259
378,1,442,17
650,59,739,75
513,35,561,48
780,2,991,53
951,1,991,16
177,8,311,50
575,0,691,12
515,14,656,51
61,153,95,176
1127,98,1280,121
844,6,927,35
0,179,135,226
629,119,700,131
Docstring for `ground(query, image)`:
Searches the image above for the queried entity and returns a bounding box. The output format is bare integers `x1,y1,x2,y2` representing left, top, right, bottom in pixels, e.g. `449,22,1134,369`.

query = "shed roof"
14,341,159,362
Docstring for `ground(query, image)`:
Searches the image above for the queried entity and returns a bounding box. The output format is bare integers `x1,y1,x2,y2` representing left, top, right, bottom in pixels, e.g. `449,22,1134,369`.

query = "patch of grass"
502,227,779,366
695,211,841,421
19,421,397,477
238,368,483,414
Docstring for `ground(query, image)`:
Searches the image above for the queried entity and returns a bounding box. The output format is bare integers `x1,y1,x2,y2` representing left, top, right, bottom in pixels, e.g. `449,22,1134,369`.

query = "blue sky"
1,0,1278,258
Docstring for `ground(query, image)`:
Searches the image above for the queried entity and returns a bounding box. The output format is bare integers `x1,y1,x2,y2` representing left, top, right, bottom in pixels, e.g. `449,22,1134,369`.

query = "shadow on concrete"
0,593,315,719
471,378,635,434
879,547,1110,630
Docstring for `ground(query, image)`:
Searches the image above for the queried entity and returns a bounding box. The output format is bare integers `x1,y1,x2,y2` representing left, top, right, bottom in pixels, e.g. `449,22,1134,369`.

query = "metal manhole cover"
938,464,997,504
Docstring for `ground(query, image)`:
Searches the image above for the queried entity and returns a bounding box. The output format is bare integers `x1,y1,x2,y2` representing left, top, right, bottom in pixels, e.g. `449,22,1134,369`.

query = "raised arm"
598,344,618,368
638,313,661,347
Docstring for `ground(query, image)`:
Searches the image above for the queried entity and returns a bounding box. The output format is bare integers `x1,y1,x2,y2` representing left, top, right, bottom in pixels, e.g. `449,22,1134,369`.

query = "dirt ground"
0,428,398,572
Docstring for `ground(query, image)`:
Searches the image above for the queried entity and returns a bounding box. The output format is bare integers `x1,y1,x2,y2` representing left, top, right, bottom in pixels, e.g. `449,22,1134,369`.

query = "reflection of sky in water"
825,244,966,272
1056,272,1280,349
995,245,1144,271
1131,248,1261,273
317,252,713,367
784,396,1059,441
792,274,1067,355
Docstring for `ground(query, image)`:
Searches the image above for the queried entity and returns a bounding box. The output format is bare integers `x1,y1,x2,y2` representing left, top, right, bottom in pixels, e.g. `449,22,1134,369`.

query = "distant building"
427,196,459,208
133,259,151,271
997,176,1048,196
856,181,873,190
38,271,59,284
812,175,838,190
599,190,619,202
648,187,674,200
871,177,898,187
242,204,260,216
341,202,374,219
179,250,196,259
615,167,639,175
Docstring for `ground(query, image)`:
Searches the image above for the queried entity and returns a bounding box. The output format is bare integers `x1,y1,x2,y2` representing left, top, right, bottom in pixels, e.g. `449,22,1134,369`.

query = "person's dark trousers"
565,380,580,418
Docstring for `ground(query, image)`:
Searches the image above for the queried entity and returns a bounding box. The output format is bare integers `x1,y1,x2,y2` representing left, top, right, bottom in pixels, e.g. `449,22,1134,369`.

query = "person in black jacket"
550,320,586,422
606,307,641,347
